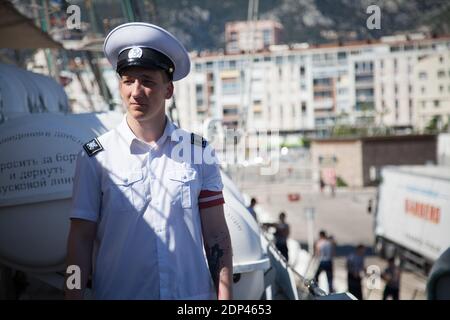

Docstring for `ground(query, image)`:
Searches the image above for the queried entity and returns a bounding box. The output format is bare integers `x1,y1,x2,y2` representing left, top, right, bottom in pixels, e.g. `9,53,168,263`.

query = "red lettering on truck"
405,199,440,224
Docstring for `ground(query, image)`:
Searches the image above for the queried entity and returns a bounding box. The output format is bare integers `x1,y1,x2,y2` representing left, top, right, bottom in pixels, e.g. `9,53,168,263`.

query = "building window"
419,72,427,80
337,51,347,60
313,78,332,86
408,84,412,93
440,85,444,93
314,91,332,99
422,101,426,109
393,58,398,71
275,56,283,65
395,100,399,109
439,56,444,63
227,41,238,52
434,100,440,107
301,102,307,113
223,105,238,117
222,79,240,95
196,84,204,106
394,85,398,94
338,88,348,95
300,66,305,77
438,70,445,78
421,86,426,94
262,29,271,46
408,64,413,73
380,60,384,69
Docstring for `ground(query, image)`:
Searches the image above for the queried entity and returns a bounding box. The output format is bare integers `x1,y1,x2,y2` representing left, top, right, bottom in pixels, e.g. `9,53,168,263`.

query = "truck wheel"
384,242,397,260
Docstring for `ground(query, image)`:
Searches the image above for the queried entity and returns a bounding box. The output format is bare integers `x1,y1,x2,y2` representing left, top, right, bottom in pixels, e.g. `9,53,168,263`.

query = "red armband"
198,190,225,209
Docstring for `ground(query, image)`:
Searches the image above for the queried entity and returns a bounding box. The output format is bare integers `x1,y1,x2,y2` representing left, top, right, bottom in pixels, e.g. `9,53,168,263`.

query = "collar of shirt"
118,114,177,154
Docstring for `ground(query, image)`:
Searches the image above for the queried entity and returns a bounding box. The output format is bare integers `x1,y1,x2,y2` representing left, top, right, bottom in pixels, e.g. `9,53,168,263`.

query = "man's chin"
128,110,148,121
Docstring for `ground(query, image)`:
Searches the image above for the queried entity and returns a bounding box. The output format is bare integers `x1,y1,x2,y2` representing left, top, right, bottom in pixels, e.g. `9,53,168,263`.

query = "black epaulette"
191,133,207,148
83,138,104,157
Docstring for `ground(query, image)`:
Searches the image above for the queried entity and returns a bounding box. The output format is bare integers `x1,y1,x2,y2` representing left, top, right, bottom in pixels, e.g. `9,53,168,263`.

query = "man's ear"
165,82,174,99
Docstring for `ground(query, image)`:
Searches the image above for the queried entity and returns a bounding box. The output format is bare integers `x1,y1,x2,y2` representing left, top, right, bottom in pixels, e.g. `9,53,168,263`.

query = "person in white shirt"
65,23,233,300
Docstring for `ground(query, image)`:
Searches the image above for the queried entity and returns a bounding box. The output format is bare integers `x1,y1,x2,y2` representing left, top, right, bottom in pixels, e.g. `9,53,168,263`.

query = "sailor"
66,23,233,300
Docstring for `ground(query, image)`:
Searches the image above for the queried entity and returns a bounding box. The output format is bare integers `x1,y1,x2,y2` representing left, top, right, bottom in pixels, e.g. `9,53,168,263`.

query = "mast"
85,0,114,110
240,0,259,133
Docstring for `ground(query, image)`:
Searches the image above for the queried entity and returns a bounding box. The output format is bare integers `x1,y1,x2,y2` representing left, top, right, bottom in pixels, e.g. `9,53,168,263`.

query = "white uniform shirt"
71,116,224,299
316,238,333,262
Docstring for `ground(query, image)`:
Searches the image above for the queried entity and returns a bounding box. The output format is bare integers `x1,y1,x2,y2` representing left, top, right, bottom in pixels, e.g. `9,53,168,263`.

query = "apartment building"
225,20,283,54
413,52,450,130
174,33,450,135
373,35,450,129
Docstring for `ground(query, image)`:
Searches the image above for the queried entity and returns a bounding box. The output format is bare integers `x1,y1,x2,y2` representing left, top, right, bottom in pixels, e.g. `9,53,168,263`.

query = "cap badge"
128,46,143,59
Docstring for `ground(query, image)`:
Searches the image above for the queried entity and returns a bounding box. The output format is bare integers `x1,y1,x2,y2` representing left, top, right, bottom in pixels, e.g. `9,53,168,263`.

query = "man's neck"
126,113,167,144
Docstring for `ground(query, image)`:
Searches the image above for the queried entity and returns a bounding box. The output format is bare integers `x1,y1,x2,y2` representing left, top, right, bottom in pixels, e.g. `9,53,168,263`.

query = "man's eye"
123,80,134,85
143,80,155,86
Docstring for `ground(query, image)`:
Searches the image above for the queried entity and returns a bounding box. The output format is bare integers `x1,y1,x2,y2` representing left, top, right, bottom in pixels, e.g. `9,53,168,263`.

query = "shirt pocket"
107,170,148,213
166,169,197,209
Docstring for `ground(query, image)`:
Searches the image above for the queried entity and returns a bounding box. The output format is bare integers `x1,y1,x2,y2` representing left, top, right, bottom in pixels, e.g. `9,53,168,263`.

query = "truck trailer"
374,166,450,274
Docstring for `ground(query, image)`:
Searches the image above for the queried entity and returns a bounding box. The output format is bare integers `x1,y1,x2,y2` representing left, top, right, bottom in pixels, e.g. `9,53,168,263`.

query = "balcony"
355,80,374,89
313,84,333,91
313,98,334,110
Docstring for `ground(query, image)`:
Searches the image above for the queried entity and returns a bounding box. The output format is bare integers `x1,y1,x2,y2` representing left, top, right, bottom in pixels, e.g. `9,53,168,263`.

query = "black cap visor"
116,47,175,80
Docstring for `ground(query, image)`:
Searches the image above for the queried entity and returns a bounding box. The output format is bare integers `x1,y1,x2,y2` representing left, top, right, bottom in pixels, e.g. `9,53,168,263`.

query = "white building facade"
174,35,450,135
413,52,450,130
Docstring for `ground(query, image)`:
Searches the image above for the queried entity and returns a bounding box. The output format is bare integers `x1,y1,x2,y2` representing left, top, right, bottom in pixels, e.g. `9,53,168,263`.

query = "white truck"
374,166,450,274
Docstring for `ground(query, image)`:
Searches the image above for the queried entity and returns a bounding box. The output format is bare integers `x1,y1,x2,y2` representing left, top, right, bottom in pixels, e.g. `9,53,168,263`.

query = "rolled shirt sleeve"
70,150,101,222
199,146,225,209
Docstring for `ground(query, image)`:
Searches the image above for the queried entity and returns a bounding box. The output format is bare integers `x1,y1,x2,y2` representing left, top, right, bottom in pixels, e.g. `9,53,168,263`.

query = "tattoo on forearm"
207,232,231,291
208,243,224,285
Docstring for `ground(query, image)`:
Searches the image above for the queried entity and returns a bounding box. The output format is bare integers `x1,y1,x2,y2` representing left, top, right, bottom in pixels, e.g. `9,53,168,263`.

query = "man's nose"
131,80,144,97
